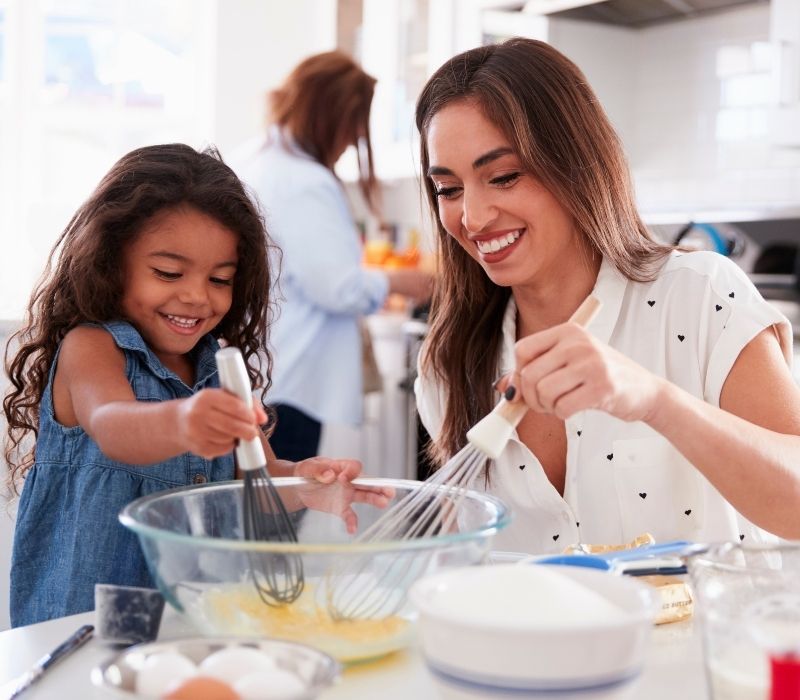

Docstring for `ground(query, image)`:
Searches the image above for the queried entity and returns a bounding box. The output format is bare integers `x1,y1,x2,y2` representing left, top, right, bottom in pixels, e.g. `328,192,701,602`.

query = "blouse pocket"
612,437,703,543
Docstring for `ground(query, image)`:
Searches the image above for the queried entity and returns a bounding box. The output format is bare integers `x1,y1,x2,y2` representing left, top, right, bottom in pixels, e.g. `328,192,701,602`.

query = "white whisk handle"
215,347,266,471
494,397,528,429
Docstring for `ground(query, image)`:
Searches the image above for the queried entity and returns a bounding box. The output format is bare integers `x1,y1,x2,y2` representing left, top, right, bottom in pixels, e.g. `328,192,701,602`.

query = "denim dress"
10,321,235,627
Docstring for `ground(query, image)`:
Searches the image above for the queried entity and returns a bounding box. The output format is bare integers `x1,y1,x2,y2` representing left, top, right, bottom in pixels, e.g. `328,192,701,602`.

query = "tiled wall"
554,4,800,218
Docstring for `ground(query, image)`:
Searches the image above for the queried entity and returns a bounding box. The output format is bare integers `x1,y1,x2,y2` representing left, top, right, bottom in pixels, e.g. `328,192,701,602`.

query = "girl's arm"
56,326,262,464
513,323,800,539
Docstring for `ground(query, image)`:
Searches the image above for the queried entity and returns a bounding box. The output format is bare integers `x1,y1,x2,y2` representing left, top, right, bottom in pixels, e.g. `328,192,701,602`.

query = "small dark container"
94,584,165,645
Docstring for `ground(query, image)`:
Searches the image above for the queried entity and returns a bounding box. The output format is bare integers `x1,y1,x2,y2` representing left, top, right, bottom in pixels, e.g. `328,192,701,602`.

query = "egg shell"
163,675,240,700
199,647,276,686
233,668,306,700
135,651,197,697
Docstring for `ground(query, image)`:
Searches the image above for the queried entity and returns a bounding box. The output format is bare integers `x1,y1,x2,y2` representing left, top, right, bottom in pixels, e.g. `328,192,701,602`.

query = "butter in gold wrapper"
638,575,694,625
563,532,656,555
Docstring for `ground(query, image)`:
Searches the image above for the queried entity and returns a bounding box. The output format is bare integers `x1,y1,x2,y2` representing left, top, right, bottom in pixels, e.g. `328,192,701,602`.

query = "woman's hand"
177,389,267,459
291,457,395,534
513,322,665,423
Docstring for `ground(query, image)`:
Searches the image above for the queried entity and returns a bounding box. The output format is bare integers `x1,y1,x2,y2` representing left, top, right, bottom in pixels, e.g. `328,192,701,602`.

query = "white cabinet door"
770,0,800,146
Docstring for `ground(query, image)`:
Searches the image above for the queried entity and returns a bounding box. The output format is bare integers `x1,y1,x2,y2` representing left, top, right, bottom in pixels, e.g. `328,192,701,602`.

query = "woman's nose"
461,189,497,234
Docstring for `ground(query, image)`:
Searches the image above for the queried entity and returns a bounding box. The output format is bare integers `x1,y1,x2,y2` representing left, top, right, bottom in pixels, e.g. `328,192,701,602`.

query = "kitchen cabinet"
769,0,800,147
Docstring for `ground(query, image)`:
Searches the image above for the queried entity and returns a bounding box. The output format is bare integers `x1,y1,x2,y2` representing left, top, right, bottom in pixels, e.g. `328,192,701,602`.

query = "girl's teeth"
477,230,520,254
167,315,199,328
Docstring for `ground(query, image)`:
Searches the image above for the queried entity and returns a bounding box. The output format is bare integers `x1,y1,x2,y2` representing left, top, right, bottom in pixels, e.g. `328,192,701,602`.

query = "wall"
210,0,337,153
553,4,800,218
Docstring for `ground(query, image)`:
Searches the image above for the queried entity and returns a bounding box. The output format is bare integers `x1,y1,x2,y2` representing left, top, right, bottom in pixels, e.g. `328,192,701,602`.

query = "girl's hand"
293,457,395,534
177,388,266,459
513,323,665,423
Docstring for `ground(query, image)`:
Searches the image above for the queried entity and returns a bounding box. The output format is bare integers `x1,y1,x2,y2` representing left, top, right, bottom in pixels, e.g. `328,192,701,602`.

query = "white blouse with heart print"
414,251,793,554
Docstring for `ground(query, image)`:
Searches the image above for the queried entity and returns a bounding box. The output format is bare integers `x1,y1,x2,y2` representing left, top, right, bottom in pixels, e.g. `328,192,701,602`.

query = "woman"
414,38,800,554
237,51,431,461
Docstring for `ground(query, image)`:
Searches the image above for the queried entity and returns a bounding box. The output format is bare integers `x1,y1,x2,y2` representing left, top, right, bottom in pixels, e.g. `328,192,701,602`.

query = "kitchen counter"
0,607,708,699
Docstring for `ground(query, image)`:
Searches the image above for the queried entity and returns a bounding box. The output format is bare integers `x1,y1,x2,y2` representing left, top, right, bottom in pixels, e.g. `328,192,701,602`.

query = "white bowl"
409,564,658,693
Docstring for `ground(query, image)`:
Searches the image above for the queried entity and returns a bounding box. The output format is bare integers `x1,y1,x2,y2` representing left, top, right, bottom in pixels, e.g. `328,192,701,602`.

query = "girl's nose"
177,280,210,306
461,189,497,234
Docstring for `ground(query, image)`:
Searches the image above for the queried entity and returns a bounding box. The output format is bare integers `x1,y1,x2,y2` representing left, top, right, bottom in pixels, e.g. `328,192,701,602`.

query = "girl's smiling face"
425,99,586,292
121,205,238,377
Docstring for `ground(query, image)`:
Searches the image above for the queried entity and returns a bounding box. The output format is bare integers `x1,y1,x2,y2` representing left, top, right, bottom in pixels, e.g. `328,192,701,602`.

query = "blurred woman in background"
236,51,432,461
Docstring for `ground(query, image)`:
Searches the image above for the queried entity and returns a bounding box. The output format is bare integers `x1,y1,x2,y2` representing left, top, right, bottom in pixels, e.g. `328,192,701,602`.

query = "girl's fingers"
352,487,393,508
341,506,358,535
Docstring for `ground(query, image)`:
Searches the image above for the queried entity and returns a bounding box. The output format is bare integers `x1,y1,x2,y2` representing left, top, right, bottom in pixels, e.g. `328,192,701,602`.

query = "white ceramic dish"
410,564,658,693
91,636,340,699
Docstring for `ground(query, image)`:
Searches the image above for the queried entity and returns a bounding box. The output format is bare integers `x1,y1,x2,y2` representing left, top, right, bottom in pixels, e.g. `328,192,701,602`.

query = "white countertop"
0,607,709,699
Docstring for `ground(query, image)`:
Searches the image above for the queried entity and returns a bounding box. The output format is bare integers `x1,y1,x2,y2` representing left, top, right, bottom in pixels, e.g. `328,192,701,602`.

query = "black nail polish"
504,385,516,401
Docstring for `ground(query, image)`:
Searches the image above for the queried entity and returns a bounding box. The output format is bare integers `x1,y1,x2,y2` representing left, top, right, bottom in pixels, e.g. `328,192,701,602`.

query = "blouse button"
192,473,208,484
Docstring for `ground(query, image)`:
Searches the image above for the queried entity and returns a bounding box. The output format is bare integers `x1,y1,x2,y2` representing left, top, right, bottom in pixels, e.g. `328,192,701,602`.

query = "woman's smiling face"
425,99,585,291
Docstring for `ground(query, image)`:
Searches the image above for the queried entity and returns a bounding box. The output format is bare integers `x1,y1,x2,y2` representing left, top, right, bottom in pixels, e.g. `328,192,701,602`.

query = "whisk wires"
326,444,486,620
243,469,305,606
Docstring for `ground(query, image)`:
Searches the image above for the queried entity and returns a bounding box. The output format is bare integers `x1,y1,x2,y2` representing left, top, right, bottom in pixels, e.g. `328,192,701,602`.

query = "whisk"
215,347,304,606
326,295,601,621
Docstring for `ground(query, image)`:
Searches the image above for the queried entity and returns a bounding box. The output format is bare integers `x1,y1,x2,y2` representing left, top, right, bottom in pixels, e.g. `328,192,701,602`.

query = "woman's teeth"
477,230,521,254
166,314,200,328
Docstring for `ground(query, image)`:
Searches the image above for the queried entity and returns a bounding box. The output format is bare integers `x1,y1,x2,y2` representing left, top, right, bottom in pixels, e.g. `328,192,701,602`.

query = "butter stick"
638,575,694,625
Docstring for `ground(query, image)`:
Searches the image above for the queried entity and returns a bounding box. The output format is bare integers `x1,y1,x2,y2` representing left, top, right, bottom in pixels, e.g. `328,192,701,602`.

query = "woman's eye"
434,185,461,200
210,277,234,286
153,268,181,280
490,172,521,187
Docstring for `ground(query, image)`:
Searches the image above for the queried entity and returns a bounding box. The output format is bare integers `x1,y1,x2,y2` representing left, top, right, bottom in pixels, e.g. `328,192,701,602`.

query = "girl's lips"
475,230,524,263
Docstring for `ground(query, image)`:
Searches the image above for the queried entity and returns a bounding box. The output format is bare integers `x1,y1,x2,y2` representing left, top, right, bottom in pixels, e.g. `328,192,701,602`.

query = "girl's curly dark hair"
4,143,275,491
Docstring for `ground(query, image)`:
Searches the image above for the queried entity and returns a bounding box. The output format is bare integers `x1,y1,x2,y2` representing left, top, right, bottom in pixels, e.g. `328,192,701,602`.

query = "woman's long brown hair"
269,50,380,214
415,38,673,466
4,144,275,491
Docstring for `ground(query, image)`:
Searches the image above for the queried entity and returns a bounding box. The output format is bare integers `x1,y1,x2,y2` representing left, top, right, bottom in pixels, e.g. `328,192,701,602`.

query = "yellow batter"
196,583,412,662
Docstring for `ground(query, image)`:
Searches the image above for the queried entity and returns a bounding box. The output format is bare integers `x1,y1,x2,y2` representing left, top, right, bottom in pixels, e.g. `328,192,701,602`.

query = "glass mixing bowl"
120,477,510,662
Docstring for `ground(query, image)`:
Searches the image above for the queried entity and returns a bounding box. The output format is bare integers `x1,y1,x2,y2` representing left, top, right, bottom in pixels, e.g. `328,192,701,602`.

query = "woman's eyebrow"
427,147,515,177
472,147,514,169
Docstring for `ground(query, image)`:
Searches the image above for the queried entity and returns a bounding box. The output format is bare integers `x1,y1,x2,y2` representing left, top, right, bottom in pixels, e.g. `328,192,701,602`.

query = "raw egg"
135,651,197,697
199,647,276,686
163,675,240,700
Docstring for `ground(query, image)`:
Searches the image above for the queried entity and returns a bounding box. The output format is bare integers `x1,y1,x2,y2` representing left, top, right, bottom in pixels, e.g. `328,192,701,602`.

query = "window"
0,0,214,318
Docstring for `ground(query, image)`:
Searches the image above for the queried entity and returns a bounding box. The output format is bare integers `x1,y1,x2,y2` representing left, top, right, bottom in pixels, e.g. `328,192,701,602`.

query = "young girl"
4,144,372,627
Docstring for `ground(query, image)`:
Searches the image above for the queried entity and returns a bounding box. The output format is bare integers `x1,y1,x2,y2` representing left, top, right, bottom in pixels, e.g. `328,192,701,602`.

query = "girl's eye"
490,172,521,187
434,185,461,200
210,277,234,286
153,268,181,280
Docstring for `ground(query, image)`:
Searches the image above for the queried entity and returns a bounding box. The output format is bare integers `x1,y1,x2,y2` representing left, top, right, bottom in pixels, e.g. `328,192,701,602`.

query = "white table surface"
0,607,709,699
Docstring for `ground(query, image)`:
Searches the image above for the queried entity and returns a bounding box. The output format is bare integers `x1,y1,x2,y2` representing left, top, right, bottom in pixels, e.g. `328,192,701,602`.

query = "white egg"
199,647,276,685
233,668,306,700
135,651,197,697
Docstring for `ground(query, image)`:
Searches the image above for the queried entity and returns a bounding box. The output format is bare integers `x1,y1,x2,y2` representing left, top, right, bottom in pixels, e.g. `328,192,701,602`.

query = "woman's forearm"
646,380,800,538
